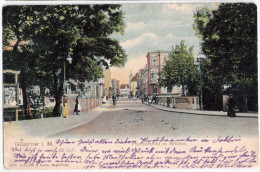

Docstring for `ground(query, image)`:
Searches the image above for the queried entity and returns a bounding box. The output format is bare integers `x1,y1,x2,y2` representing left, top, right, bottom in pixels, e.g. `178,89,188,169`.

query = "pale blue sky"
111,3,218,84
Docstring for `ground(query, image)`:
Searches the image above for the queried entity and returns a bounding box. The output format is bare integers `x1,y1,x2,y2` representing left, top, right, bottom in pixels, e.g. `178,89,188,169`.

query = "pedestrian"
112,95,116,107
148,95,152,104
63,95,69,118
155,95,159,104
74,96,80,115
227,94,236,117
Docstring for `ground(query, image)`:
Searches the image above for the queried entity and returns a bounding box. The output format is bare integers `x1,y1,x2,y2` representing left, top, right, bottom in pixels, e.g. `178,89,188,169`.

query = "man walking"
112,95,116,108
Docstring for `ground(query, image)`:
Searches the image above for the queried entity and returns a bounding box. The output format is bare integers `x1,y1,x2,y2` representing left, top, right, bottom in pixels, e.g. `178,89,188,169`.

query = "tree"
3,5,127,117
159,41,199,96
193,3,257,110
3,6,43,119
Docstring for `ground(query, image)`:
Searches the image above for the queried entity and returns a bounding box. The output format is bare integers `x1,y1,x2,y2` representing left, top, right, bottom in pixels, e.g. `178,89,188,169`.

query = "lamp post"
63,53,72,94
61,52,72,117
196,53,204,110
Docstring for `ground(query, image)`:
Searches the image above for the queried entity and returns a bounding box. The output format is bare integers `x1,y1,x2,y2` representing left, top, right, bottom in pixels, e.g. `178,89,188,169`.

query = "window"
152,58,157,66
153,86,157,93
151,72,156,80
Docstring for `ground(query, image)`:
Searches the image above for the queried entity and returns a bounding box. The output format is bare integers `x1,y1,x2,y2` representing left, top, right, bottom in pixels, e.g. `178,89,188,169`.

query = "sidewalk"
144,103,258,118
3,106,105,138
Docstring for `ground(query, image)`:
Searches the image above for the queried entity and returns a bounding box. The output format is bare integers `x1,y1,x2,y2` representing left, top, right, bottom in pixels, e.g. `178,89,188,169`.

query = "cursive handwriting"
9,136,257,169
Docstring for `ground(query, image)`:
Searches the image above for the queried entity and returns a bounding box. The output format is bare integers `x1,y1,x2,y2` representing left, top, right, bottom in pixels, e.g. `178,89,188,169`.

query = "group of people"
62,95,81,118
141,95,158,104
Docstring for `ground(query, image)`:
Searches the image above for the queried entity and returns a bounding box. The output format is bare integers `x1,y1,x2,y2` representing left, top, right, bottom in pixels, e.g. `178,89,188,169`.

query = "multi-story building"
130,73,138,97
105,69,112,98
111,79,117,96
137,68,145,98
146,50,182,96
146,51,170,95
140,68,148,97
129,71,133,97
116,80,120,96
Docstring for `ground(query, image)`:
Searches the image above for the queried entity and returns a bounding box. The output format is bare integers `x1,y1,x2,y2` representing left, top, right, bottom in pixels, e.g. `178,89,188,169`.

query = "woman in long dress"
63,95,69,118
74,96,79,115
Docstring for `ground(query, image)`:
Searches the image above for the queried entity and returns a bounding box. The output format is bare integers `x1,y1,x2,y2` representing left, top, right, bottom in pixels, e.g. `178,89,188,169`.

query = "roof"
131,73,138,82
120,84,129,89
146,51,170,57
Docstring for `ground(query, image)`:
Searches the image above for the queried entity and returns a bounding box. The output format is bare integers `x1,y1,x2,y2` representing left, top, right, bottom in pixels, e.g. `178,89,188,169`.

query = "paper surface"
1,1,259,171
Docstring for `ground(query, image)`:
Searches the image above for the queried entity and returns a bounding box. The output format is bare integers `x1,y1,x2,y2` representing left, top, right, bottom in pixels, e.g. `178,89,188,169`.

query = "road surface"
53,98,258,139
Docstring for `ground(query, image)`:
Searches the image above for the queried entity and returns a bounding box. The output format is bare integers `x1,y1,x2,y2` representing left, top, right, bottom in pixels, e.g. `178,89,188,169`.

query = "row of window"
150,56,168,67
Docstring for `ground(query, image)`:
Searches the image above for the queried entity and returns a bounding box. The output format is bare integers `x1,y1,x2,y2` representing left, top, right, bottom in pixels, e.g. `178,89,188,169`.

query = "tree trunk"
20,71,33,119
51,74,64,117
182,84,185,96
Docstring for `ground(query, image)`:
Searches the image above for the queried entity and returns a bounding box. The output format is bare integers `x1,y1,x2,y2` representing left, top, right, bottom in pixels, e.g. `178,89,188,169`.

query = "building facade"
136,51,183,97
119,84,130,97
146,51,170,95
130,73,138,97
105,69,112,98
137,68,145,98
111,79,118,96
129,71,133,97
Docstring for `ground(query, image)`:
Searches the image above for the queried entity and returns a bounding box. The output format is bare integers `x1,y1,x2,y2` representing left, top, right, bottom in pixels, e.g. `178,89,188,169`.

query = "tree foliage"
193,3,257,110
159,41,199,96
3,5,127,117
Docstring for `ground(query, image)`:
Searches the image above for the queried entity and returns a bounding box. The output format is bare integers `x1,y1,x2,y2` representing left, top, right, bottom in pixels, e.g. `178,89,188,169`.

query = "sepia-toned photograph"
1,1,259,170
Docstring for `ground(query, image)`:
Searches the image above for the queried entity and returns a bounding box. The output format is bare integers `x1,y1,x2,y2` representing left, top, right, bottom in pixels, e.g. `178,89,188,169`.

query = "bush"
33,107,54,118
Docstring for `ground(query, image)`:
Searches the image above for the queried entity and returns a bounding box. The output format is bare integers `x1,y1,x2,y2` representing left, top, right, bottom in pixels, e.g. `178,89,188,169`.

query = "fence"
3,97,103,122
156,96,199,110
68,97,102,115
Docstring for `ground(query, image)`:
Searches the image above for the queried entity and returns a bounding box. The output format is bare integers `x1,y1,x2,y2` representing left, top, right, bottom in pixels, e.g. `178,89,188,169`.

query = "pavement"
143,102,258,118
3,106,106,138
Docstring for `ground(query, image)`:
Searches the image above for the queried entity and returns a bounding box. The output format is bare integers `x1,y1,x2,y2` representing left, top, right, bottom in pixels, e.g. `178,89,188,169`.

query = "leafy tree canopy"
159,40,199,95
193,3,257,92
3,5,127,116
3,5,127,90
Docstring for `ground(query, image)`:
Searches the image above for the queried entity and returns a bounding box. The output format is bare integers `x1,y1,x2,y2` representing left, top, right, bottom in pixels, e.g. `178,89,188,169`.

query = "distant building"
130,73,138,97
140,67,148,97
137,69,144,98
116,80,120,96
105,69,112,98
146,51,182,96
111,79,117,96
129,71,133,96
119,84,130,97
146,51,170,95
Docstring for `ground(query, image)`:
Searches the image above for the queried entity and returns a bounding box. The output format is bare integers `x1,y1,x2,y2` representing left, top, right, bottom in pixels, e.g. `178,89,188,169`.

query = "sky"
110,3,218,85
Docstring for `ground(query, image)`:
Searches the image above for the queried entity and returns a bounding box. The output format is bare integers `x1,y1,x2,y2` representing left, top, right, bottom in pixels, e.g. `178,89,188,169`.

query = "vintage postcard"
1,0,259,171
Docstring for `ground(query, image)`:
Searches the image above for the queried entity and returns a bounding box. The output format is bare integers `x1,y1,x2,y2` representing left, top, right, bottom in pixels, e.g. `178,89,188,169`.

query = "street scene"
52,98,258,139
3,3,258,135
2,2,259,170
4,97,258,139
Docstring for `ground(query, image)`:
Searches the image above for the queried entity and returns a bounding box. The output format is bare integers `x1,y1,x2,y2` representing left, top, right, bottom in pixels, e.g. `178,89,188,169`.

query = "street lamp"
63,53,72,94
196,53,204,110
61,52,72,117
